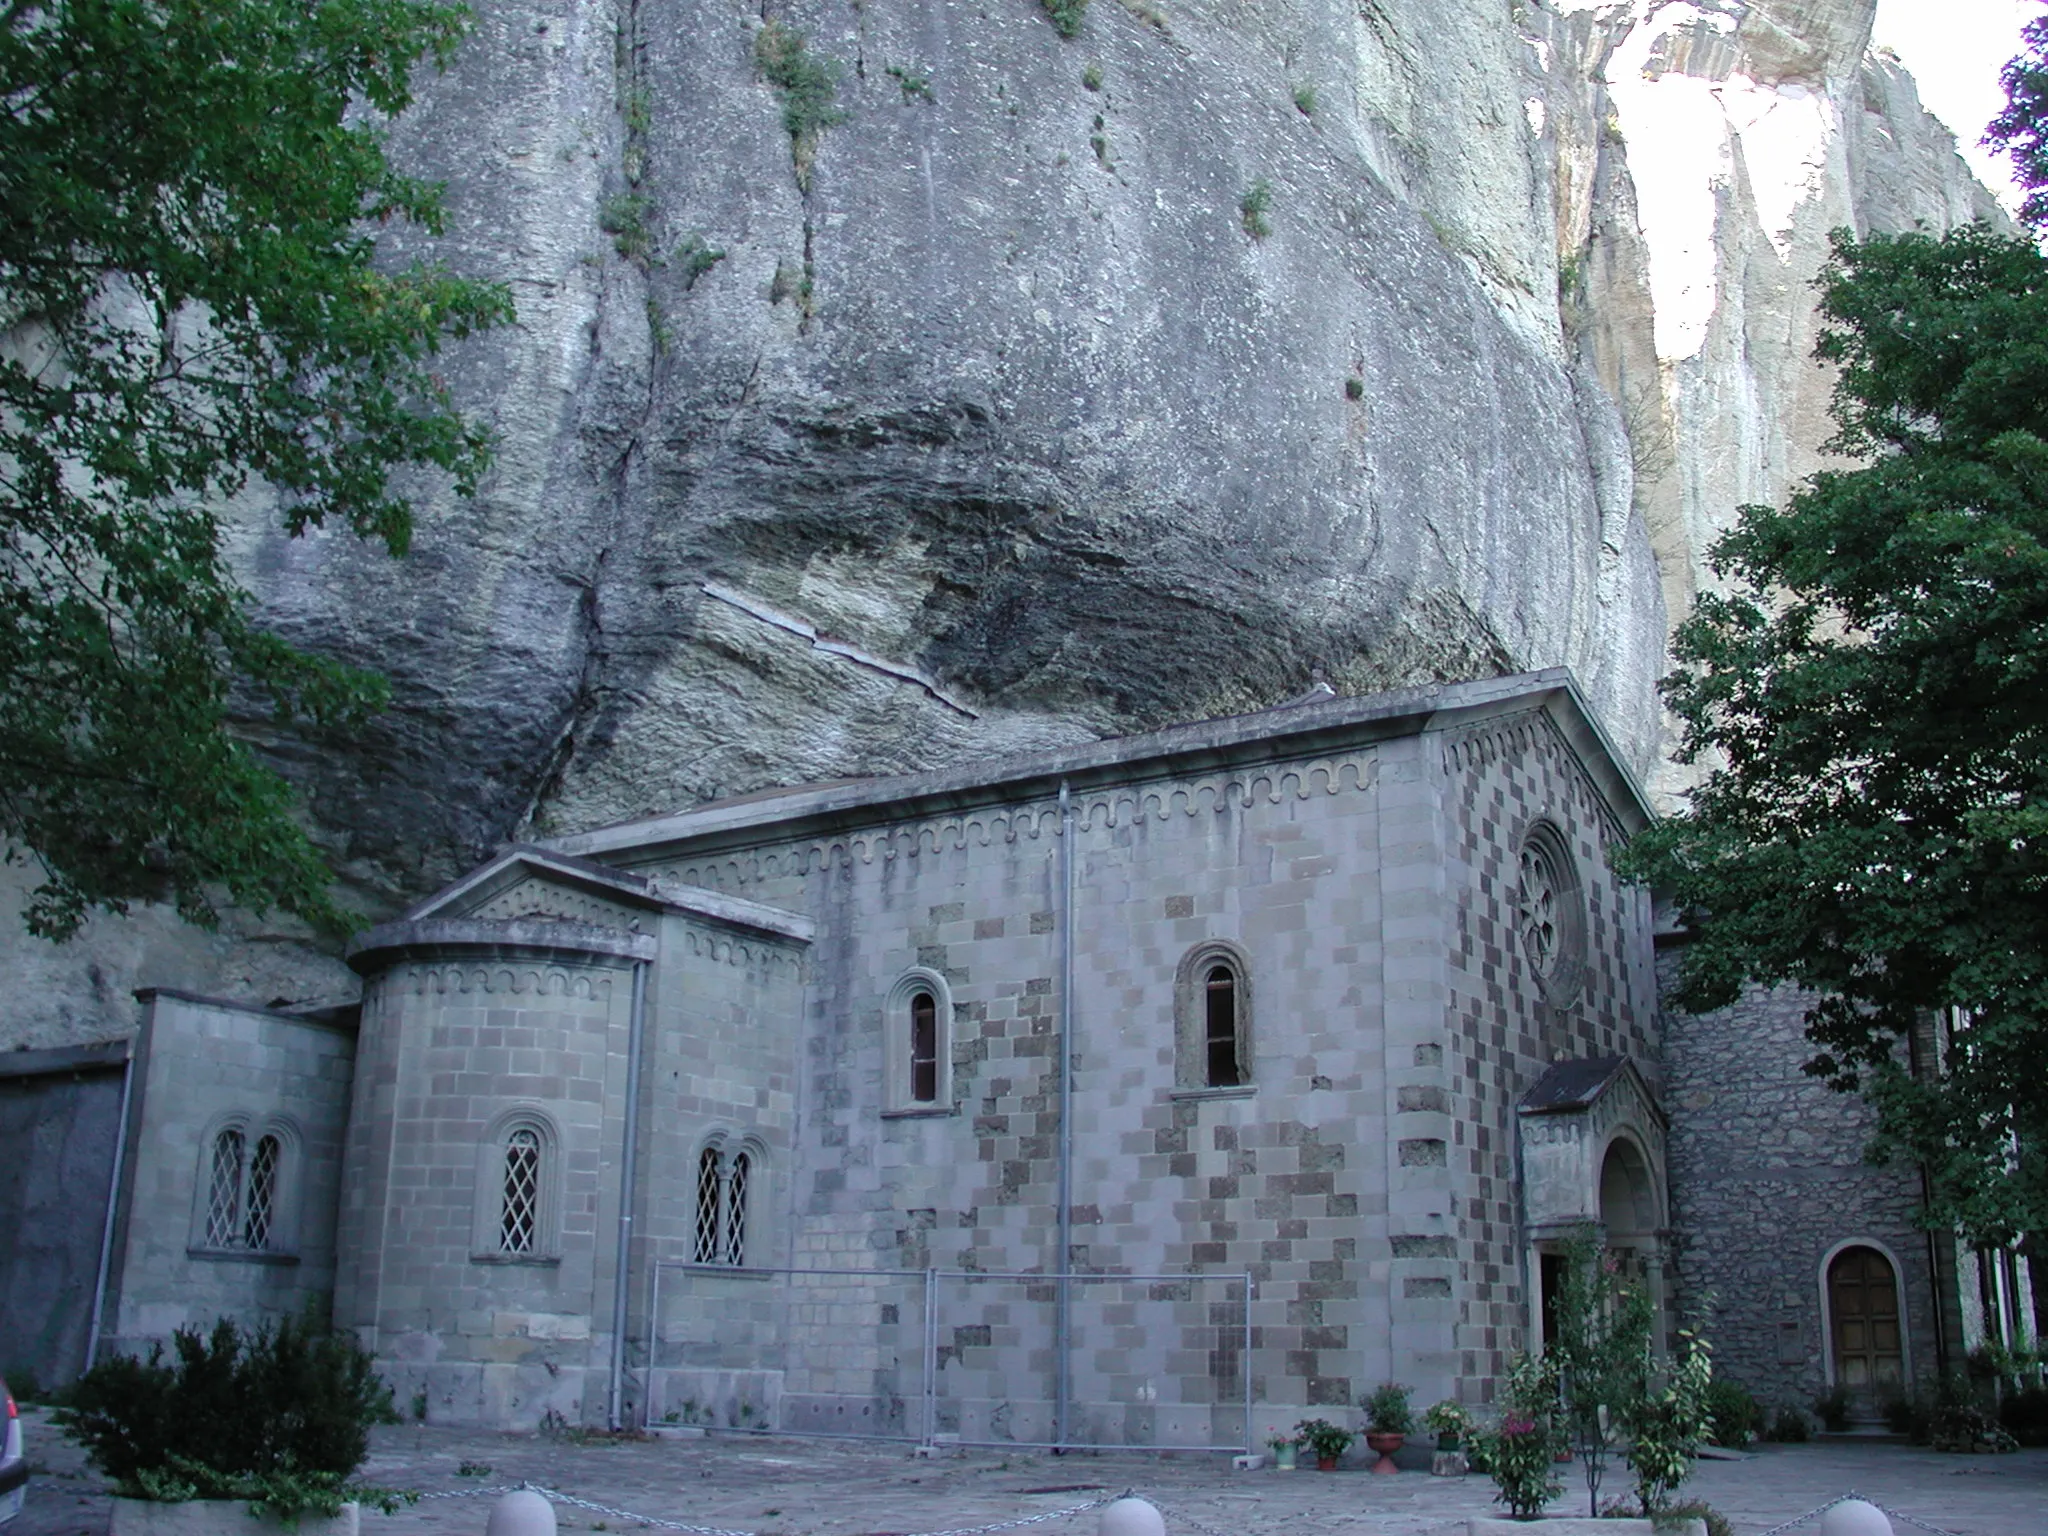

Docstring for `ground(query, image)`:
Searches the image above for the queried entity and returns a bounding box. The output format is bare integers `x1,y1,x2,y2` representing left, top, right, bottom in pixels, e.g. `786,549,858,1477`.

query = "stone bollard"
1818,1500,1893,1536
486,1489,557,1536
1098,1496,1167,1536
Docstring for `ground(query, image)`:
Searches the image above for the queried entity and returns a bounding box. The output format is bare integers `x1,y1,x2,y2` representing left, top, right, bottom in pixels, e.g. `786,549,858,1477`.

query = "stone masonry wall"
634,700,1658,1441
1434,708,1661,1404
0,1044,127,1387
103,994,355,1355
334,957,632,1429
1661,956,1943,1416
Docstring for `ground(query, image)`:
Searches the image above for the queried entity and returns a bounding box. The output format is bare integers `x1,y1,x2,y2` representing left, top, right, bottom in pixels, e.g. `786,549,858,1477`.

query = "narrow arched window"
205,1128,246,1247
887,970,954,1113
500,1127,542,1254
725,1151,750,1266
1175,942,1253,1092
1205,965,1241,1087
243,1134,281,1249
909,991,939,1104
694,1147,722,1263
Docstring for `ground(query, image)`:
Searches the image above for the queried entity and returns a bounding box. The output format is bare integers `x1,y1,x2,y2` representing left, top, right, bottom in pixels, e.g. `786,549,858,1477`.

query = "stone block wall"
0,1041,128,1387
333,955,631,1428
103,993,355,1356
1434,707,1661,1402
1660,958,1947,1415
634,698,1661,1440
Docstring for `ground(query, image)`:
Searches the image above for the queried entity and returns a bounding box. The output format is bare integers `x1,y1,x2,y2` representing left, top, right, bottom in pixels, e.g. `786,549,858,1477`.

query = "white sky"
1872,0,2039,212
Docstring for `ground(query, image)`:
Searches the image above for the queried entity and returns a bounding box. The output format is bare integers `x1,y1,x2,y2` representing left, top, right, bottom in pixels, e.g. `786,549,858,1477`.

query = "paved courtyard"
13,1406,2047,1536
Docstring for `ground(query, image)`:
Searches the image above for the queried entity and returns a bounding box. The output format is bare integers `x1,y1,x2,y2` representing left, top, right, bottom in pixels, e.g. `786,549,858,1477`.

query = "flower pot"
1316,1455,1339,1471
1271,1443,1297,1471
1364,1429,1405,1474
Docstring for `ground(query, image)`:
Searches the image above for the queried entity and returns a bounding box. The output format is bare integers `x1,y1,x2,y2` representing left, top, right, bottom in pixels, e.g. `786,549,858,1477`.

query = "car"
0,1374,24,1525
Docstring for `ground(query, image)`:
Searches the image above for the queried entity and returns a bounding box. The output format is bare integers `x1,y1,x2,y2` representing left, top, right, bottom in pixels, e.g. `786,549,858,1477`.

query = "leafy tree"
1989,2,2048,228
1617,222,2048,1244
1,0,512,939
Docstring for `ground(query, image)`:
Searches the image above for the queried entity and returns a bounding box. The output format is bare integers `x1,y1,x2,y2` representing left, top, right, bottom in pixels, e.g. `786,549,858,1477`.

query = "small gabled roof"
1518,1055,1667,1128
399,843,812,945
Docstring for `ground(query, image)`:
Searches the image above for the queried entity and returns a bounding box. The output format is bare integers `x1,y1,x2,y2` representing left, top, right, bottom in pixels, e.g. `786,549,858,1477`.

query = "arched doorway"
1826,1245,1904,1412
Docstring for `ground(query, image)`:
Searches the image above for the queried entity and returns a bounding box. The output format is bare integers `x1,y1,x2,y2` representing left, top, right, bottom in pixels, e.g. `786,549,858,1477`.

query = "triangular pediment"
401,844,811,944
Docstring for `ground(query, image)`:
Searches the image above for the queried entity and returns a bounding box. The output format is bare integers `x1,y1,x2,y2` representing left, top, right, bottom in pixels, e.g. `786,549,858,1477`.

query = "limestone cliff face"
0,0,2004,1045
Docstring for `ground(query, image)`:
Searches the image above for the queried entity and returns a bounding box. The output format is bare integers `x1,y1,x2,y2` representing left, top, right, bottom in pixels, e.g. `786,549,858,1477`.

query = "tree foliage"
1617,223,2048,1244
1,0,511,938
1989,3,2048,229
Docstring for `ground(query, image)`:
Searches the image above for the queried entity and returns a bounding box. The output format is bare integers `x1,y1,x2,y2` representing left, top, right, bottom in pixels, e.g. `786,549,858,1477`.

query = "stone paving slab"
13,1409,2047,1536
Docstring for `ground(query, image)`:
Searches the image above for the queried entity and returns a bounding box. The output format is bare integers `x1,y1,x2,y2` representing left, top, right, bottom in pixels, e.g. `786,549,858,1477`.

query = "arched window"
692,1142,756,1267
1175,942,1253,1091
243,1133,282,1250
1205,965,1241,1088
910,991,940,1104
725,1151,751,1267
694,1147,722,1263
472,1109,561,1262
194,1119,298,1255
886,969,954,1113
500,1127,543,1254
205,1127,246,1247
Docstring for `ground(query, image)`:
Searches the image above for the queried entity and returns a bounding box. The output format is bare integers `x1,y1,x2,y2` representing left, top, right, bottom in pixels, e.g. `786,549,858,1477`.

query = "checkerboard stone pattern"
635,708,1661,1436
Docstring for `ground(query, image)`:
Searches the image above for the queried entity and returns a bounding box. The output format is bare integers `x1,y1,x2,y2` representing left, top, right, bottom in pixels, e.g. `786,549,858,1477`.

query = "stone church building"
13,671,2031,1444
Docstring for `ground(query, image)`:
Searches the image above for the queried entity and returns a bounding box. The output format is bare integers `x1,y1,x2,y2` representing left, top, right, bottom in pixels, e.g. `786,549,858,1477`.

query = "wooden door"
1828,1246,1903,1410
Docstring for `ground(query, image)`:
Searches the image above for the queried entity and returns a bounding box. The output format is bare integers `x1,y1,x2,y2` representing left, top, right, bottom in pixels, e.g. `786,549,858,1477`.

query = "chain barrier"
395,1481,1124,1536
1751,1492,1965,1536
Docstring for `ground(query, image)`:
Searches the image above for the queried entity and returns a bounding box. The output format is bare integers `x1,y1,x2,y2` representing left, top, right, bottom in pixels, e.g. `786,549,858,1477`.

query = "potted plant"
1422,1398,1470,1451
1294,1417,1355,1471
1265,1433,1299,1471
1361,1381,1412,1474
57,1313,414,1535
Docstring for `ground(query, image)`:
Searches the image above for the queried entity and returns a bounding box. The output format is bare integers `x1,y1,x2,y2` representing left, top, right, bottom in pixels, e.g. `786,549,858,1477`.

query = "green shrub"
1361,1381,1413,1434
1763,1406,1810,1442
1811,1385,1850,1432
599,193,654,261
2000,1384,2048,1446
675,233,726,289
1041,0,1089,38
1241,179,1273,239
1082,62,1104,91
1655,1501,1734,1536
1930,1399,2018,1454
1294,1417,1354,1461
1701,1378,1762,1447
754,18,843,183
57,1314,407,1520
1293,83,1316,115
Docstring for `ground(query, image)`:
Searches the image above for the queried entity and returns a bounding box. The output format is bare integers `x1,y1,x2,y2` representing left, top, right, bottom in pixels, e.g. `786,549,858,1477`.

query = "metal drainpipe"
608,959,651,1430
84,1047,137,1371
1054,781,1077,1452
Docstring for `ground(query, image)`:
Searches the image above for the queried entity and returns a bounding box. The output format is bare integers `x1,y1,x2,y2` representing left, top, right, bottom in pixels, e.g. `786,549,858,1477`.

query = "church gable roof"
399,844,812,944
1518,1054,1667,1129
548,668,1653,864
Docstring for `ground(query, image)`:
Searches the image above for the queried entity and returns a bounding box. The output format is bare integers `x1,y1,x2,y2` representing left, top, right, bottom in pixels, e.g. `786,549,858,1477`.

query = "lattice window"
242,1135,281,1249
694,1147,722,1264
500,1128,541,1254
724,1152,750,1267
205,1128,246,1247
